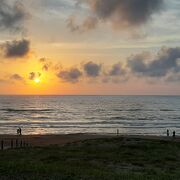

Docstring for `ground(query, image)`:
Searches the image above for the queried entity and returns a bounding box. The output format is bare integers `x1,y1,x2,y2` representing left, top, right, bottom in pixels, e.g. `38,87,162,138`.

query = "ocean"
0,95,179,136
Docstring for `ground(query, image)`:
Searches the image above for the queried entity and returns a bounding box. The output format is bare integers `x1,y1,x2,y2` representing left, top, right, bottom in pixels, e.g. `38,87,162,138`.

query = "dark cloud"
0,0,28,32
1,39,30,58
39,58,46,63
83,61,101,77
67,15,98,32
42,64,49,71
55,62,129,84
39,58,51,71
10,74,23,81
34,51,180,84
29,72,41,80
73,0,164,31
101,63,128,83
109,63,126,76
29,72,36,80
128,47,180,77
57,68,82,83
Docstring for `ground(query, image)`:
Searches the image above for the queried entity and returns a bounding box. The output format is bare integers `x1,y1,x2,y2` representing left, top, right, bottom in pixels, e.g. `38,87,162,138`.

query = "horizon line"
0,94,180,96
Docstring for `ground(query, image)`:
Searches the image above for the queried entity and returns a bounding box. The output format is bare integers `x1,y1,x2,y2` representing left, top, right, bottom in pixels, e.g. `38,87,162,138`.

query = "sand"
0,134,111,147
0,134,179,147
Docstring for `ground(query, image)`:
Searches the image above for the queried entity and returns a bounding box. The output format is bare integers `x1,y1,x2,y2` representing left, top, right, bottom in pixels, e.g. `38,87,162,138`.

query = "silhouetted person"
17,127,22,136
173,131,176,138
167,129,169,137
19,127,22,136
17,128,19,135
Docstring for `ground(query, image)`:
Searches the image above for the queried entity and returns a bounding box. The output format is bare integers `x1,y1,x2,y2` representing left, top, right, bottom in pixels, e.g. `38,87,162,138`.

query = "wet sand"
0,134,179,147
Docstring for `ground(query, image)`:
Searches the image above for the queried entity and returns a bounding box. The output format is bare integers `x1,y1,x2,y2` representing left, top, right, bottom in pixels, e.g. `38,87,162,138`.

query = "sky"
0,0,180,95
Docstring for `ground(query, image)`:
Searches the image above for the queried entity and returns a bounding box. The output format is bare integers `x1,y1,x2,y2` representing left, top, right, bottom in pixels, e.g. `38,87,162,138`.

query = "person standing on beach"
173,131,176,138
167,129,169,137
19,127,22,136
17,128,19,135
17,127,22,136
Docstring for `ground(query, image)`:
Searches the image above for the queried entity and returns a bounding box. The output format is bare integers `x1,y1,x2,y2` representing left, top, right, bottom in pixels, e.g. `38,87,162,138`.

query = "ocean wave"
160,109,175,112
0,95,179,135
126,109,142,111
113,108,154,112
172,117,180,120
113,109,123,112
1,108,54,113
110,116,125,120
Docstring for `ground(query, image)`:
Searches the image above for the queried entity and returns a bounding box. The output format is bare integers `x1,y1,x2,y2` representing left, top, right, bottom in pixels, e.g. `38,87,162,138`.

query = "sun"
34,78,41,84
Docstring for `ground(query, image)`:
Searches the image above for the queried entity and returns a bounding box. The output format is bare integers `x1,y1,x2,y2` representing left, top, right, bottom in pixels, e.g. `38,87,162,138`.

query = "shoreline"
0,133,179,147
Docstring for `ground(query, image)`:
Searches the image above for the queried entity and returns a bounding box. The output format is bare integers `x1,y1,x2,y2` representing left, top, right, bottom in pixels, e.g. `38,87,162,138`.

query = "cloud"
10,74,24,81
0,0,28,32
166,73,180,82
0,79,7,84
0,74,24,84
67,15,98,32
42,64,49,71
128,47,180,77
57,68,82,83
109,63,126,76
39,0,75,10
83,61,101,77
56,61,127,84
29,72,36,80
1,39,30,58
29,72,41,80
39,57,46,63
35,51,180,85
39,58,51,71
72,0,164,32
101,63,128,83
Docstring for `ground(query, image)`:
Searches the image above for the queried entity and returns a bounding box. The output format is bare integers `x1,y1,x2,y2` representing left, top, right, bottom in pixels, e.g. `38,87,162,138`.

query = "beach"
0,133,179,147
0,134,109,147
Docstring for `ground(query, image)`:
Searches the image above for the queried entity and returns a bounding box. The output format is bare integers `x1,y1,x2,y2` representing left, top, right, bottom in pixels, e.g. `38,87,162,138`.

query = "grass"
0,137,180,179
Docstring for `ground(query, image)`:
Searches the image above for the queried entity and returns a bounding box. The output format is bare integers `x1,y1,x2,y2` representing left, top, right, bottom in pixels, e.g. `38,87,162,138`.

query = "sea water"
0,95,179,135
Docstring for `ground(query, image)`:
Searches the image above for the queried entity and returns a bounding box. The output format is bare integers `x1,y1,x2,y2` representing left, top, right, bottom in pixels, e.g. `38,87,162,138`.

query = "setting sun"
34,78,41,84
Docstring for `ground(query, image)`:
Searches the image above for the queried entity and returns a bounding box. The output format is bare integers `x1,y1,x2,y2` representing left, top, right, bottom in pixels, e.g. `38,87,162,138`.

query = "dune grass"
0,137,180,180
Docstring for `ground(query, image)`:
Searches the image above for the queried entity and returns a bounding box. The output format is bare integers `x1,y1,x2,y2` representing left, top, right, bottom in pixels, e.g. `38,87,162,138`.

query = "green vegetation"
0,137,180,180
